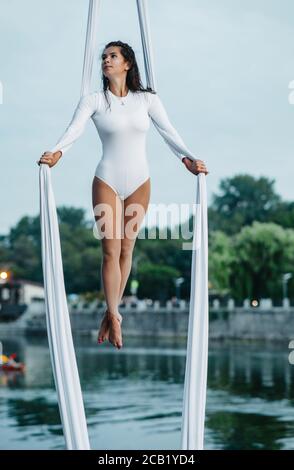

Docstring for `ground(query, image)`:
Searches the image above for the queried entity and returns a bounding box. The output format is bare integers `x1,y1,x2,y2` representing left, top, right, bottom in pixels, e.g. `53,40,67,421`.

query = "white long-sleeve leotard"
50,88,197,199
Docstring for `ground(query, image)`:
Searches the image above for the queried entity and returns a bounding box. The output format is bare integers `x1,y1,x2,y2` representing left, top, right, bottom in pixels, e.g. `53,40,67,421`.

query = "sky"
0,0,294,234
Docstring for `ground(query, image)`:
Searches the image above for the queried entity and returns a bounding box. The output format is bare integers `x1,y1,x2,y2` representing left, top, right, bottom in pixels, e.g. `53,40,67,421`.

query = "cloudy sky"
0,0,293,233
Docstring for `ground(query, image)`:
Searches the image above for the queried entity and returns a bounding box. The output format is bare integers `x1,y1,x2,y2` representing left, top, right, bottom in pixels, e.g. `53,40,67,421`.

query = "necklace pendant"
121,101,125,106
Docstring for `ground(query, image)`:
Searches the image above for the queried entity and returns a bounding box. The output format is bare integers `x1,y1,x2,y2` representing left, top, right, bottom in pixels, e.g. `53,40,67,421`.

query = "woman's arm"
147,92,198,163
148,92,208,175
50,92,99,155
38,93,99,167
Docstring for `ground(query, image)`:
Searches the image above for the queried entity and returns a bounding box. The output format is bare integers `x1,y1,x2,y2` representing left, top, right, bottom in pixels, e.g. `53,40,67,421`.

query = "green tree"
137,262,180,301
209,174,281,235
230,222,294,302
208,231,234,295
136,234,192,298
269,201,294,229
8,215,42,281
57,206,88,229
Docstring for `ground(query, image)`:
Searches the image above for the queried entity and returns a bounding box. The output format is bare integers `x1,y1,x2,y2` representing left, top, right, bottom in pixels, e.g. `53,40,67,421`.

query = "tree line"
1,174,293,303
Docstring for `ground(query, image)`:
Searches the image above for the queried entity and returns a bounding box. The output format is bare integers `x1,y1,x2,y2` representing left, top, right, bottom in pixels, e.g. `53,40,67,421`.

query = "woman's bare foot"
97,310,110,344
108,312,123,349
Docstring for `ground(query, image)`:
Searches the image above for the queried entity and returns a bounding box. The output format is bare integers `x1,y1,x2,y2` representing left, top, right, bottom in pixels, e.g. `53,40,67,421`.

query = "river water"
0,334,294,450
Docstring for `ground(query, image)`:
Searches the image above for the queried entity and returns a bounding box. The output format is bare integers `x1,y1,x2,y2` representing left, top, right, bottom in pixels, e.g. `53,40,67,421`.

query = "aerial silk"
135,2,209,448
39,0,208,451
39,167,90,450
38,2,102,450
180,175,208,450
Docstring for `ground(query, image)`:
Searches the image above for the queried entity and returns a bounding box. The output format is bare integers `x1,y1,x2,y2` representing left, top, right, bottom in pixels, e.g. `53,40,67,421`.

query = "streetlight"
132,255,140,278
174,277,184,302
130,256,140,300
0,270,10,285
282,273,292,300
130,279,139,296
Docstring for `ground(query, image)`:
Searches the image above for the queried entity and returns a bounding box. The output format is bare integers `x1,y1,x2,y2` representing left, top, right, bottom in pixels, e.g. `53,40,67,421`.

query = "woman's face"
102,46,130,77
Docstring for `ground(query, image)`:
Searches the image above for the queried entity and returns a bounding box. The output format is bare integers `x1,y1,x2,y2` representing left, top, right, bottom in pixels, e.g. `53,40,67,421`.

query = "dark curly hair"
100,40,156,111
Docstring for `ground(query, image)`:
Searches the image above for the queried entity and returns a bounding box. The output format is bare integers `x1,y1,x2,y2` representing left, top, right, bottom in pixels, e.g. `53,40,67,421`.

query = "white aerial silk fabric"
39,0,208,451
136,0,157,91
38,0,103,451
39,166,90,450
80,0,101,97
180,174,208,450
135,0,209,450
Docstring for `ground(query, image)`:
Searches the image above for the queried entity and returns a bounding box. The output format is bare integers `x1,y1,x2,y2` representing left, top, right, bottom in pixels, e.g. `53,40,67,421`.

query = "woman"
37,40,209,350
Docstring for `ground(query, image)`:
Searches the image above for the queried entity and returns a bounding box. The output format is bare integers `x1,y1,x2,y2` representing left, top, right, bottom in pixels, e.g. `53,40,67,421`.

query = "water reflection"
0,335,294,449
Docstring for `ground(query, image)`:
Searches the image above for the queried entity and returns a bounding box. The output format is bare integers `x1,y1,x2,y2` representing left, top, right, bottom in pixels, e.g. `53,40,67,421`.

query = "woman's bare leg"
92,176,123,347
92,176,151,348
118,178,151,303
